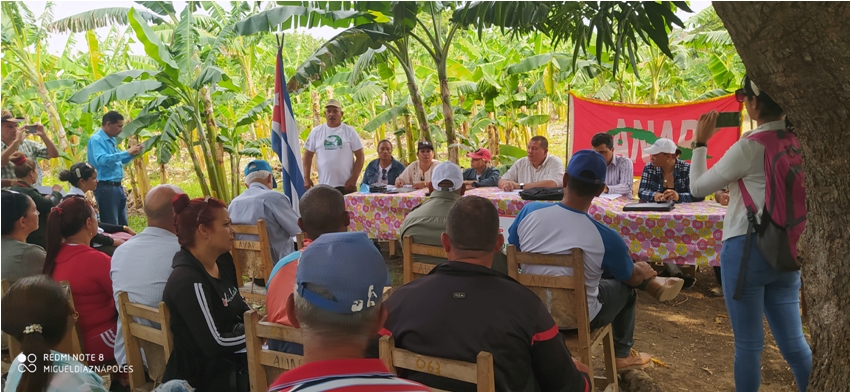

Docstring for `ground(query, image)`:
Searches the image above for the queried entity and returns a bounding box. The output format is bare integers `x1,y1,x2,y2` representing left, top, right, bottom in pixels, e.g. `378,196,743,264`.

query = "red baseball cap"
466,147,492,161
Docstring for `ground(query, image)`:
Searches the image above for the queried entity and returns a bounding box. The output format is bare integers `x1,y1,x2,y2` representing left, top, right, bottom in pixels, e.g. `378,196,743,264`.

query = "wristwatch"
519,183,525,190
691,141,708,149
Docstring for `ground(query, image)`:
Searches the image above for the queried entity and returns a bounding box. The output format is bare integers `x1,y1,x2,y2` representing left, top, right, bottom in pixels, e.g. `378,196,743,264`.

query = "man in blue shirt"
87,111,142,225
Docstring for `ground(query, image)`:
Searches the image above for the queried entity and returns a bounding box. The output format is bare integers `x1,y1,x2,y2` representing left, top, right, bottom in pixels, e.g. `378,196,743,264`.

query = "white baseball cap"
643,138,678,155
431,162,464,192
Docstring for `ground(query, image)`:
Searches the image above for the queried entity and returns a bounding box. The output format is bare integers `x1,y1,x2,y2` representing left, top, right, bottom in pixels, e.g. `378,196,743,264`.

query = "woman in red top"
43,196,117,365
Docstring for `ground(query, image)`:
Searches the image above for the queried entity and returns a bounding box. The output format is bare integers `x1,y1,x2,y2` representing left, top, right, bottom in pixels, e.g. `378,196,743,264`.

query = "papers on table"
495,190,521,195
597,193,622,200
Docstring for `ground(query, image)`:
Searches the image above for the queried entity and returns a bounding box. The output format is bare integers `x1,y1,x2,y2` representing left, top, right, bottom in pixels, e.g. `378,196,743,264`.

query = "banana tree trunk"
160,163,168,184
311,90,321,128
230,152,240,198
198,89,230,202
437,58,457,163
182,134,211,196
404,113,415,165
33,82,70,152
130,135,151,204
126,163,141,211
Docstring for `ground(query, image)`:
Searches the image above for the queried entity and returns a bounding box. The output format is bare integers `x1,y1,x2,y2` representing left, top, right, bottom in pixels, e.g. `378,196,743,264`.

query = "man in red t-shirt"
268,232,429,392
265,185,350,353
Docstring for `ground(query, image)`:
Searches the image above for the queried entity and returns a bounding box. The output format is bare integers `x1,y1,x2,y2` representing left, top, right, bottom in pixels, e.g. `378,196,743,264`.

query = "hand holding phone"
715,112,741,128
25,125,38,134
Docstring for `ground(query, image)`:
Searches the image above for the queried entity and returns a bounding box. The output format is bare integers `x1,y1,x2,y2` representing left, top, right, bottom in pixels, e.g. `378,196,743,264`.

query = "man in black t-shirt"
381,196,591,392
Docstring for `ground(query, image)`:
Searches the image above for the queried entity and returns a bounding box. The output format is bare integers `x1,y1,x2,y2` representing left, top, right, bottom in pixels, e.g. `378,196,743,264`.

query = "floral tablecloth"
345,187,725,266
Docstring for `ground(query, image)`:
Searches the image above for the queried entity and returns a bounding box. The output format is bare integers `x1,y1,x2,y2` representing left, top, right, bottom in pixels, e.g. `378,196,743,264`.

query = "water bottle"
360,183,370,194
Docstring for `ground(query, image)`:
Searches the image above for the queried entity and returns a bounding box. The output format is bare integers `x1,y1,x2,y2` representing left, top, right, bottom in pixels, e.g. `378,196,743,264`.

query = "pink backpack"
738,128,807,271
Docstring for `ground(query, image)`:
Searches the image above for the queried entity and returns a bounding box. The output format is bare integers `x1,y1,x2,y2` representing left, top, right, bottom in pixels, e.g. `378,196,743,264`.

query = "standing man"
87,111,142,226
498,136,565,191
302,99,365,195
591,132,635,197
1,110,59,187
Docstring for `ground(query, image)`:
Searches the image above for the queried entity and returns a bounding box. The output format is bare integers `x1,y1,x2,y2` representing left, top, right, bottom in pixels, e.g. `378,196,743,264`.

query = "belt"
99,181,123,186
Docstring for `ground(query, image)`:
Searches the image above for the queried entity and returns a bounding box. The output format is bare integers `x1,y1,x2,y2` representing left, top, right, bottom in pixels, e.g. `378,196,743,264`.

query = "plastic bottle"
360,183,370,194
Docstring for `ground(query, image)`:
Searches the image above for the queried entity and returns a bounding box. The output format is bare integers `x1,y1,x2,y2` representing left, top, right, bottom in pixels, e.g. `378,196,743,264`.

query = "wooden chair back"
295,232,305,250
244,310,304,392
231,219,273,301
56,280,86,359
116,291,174,391
379,335,495,392
2,279,22,357
402,235,447,284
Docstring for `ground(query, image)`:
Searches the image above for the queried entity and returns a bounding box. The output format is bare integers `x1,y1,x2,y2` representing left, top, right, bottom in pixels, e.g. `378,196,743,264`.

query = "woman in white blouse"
689,76,811,392
396,141,440,189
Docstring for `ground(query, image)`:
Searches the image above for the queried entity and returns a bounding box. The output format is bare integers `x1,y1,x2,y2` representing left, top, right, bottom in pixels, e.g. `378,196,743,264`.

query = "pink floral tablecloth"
345,188,725,266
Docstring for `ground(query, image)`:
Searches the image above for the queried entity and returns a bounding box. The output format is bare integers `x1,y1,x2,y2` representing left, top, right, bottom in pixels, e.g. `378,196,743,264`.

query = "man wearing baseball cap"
1,110,59,187
303,99,365,195
638,137,701,203
268,232,429,391
462,147,501,187
228,159,300,285
395,140,440,189
509,150,684,372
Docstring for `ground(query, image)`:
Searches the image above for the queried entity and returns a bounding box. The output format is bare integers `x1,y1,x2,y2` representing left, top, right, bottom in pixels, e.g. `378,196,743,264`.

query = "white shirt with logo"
304,123,364,187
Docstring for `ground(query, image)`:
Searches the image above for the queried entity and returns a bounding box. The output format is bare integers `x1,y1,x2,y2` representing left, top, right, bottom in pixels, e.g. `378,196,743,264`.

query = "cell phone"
25,125,38,134
715,112,741,128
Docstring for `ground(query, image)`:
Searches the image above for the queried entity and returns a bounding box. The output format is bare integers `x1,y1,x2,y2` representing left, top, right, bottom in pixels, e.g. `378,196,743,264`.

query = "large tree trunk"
437,58,458,164
715,2,850,391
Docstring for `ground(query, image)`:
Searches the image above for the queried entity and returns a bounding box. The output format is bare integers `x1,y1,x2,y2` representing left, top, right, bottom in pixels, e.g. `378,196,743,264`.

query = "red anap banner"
569,93,743,176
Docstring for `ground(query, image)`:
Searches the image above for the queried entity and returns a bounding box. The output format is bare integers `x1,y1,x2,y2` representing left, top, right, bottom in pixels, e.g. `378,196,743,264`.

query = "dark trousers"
590,278,637,358
94,182,128,226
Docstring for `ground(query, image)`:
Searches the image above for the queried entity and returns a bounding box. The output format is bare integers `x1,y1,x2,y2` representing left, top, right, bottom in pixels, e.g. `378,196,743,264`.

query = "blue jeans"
94,182,128,226
721,234,811,392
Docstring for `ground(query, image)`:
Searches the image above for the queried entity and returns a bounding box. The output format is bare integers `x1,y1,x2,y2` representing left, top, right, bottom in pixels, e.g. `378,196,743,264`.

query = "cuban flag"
272,44,306,214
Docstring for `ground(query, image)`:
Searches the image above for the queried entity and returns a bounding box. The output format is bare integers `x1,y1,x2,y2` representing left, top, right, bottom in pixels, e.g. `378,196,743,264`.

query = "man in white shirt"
228,159,301,284
302,99,365,194
591,132,635,197
111,184,184,368
498,136,565,191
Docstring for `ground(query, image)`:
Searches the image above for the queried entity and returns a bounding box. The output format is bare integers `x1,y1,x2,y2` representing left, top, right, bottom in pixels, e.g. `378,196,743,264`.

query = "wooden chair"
295,232,305,250
506,246,618,391
2,280,22,357
231,219,273,302
56,280,86,359
379,335,495,392
116,291,174,392
402,235,447,284
244,310,304,392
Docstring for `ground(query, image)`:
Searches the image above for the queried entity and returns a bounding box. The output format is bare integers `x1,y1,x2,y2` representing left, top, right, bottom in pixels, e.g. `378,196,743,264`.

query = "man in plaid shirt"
1,110,58,187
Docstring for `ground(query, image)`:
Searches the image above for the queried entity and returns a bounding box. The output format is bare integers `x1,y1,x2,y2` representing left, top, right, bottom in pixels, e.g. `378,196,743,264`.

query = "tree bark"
715,2,850,390
437,57,458,164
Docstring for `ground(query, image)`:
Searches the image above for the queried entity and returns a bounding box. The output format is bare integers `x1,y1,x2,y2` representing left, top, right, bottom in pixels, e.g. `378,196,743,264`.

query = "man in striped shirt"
591,132,635,197
268,232,429,392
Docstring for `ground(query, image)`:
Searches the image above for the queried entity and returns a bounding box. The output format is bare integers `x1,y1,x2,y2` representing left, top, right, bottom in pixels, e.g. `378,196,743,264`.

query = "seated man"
268,232,429,392
591,132,634,197
265,185,350,354
382,196,591,392
462,147,500,187
498,136,565,191
399,162,507,273
509,150,684,372
228,159,300,286
362,139,406,186
111,185,184,373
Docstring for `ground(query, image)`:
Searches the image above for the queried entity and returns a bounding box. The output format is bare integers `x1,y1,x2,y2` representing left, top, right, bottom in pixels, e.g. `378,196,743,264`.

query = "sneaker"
709,287,724,297
644,277,684,302
616,349,652,372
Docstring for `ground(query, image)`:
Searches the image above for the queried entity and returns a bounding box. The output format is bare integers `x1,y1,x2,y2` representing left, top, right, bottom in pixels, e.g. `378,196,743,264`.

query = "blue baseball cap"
244,160,276,189
567,150,607,184
296,232,390,314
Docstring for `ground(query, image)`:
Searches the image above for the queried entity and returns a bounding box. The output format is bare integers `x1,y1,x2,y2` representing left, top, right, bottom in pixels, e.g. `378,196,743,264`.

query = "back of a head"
2,190,31,235
10,152,35,179
171,193,226,247
144,184,184,226
565,150,607,198
742,75,785,119
58,162,96,188
446,196,499,252
1,275,73,392
299,185,346,239
43,197,96,276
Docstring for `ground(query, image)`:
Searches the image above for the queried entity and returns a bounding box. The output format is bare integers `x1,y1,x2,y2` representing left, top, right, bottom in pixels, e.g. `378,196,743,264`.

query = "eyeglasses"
381,169,388,181
734,88,747,103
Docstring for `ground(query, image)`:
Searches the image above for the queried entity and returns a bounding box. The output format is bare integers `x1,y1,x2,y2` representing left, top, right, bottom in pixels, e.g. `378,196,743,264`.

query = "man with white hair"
268,232,429,391
228,159,301,286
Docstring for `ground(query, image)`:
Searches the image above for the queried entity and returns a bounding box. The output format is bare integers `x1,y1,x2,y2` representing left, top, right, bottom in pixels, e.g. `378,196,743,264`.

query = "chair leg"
601,329,619,391
389,239,397,256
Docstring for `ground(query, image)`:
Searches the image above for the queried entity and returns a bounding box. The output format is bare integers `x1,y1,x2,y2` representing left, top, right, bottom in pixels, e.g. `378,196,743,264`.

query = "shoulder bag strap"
733,179,757,301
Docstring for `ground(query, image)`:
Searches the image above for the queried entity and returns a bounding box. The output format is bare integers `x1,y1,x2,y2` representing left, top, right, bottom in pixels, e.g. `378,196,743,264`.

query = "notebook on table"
623,200,675,212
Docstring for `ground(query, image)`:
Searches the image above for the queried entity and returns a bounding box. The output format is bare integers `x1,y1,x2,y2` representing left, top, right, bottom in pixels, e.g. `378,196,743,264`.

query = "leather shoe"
616,349,652,372
644,277,684,302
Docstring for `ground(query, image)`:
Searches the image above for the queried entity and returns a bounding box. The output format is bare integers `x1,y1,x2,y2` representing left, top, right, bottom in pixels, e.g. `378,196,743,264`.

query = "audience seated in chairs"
265,185,349,355
267,232,429,391
111,185,184,380
161,194,250,392
59,162,137,256
228,160,300,287
399,162,507,274
509,150,685,373
2,190,45,284
381,196,591,392
43,196,119,367
8,152,62,248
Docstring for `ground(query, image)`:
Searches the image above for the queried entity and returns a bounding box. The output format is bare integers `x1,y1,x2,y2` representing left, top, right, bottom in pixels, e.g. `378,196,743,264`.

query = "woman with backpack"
689,75,811,391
